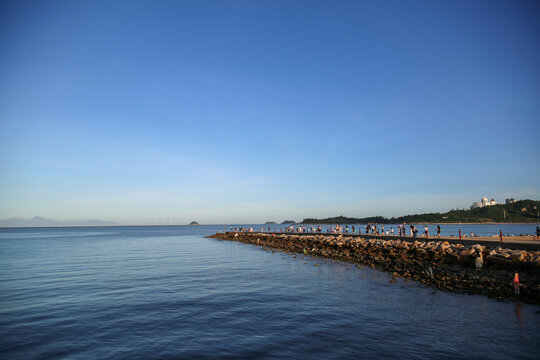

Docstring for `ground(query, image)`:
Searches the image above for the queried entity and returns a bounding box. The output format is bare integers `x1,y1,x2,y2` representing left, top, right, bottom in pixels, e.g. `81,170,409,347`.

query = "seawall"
265,232,540,251
208,232,540,305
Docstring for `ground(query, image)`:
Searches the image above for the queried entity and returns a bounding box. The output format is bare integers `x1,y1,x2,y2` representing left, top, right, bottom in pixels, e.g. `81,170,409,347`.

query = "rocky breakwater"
208,232,540,304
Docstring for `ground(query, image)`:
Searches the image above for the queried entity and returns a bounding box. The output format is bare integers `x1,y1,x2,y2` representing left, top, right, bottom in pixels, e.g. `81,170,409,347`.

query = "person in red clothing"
513,272,520,295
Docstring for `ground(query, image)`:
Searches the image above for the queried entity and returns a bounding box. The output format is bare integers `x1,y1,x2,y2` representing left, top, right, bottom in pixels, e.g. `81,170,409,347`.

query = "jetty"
254,231,540,251
209,231,540,305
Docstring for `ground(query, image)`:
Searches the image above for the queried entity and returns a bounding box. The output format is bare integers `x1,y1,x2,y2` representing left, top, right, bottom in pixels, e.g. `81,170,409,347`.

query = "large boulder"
460,248,476,256
510,250,524,261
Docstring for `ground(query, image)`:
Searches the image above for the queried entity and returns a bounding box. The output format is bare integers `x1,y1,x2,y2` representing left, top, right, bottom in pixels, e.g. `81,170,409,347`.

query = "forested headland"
301,199,540,224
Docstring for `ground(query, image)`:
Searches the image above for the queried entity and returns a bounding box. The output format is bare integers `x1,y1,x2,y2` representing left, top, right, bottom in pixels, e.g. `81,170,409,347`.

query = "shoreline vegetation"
300,199,540,225
209,232,540,305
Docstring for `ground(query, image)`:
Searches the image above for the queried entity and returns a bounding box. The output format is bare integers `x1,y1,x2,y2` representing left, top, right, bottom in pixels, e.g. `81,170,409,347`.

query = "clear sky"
1,0,539,225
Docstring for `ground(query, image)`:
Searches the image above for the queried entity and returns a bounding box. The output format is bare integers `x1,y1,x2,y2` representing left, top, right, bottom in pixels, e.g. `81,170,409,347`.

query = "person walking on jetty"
424,226,429,238
437,225,441,238
513,273,520,294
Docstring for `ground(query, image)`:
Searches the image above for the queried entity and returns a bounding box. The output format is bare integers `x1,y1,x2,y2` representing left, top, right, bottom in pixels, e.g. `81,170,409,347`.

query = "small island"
265,221,277,225
281,220,296,225
189,221,200,225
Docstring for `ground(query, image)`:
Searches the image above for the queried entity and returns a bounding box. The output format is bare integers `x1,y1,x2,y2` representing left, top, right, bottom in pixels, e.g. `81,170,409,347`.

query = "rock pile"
208,232,540,304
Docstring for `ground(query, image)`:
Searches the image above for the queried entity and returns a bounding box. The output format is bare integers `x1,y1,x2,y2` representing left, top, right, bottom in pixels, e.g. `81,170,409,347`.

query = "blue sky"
1,0,539,224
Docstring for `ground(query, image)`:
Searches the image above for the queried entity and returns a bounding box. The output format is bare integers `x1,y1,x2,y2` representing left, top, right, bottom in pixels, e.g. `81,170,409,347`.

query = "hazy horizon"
2,197,538,226
1,1,539,224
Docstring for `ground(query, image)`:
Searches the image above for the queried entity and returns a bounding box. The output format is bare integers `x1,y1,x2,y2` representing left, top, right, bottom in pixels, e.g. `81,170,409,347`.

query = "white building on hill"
471,202,482,209
471,197,497,210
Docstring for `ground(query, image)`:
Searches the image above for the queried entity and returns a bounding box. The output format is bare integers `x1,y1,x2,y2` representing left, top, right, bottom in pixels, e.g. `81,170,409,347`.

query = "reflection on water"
515,302,523,324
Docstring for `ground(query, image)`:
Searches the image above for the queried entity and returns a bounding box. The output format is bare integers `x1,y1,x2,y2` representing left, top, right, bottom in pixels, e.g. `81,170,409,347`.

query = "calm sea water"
0,226,539,359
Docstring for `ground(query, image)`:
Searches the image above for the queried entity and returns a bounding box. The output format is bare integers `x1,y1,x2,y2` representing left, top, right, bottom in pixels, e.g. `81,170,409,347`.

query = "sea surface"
0,226,539,359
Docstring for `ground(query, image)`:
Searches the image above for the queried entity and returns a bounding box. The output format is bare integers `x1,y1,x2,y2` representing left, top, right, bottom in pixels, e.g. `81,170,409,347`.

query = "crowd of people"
226,225,540,240
227,224,443,238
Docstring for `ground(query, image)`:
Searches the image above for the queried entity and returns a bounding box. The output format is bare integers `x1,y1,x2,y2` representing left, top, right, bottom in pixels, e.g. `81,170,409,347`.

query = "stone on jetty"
510,250,524,260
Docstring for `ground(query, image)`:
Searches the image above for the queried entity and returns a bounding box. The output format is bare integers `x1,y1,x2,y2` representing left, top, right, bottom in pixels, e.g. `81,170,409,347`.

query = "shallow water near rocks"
1,226,539,359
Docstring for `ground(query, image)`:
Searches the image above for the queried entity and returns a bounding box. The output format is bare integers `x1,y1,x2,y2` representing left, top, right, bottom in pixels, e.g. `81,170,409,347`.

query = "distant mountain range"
0,216,119,227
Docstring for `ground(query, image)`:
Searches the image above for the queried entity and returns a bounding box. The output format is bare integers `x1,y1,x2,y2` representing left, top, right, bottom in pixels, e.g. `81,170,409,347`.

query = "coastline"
0,221,538,229
300,222,540,225
209,232,540,305
395,222,539,225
